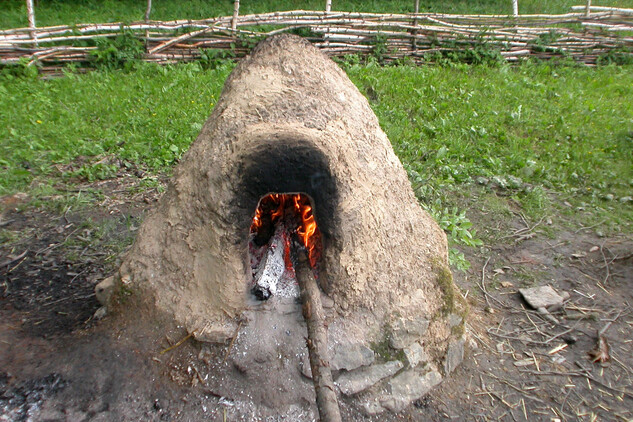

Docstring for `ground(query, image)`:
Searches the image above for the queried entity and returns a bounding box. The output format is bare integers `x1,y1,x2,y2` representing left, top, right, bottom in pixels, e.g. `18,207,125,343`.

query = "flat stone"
403,342,429,368
448,313,463,328
95,276,115,306
382,369,442,412
444,337,465,375
336,360,403,396
93,306,108,320
330,343,375,371
519,285,565,310
299,353,312,379
361,399,385,416
389,317,429,349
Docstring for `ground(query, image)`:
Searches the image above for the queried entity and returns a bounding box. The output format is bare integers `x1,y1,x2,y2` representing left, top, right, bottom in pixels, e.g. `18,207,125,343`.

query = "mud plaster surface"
117,33,460,367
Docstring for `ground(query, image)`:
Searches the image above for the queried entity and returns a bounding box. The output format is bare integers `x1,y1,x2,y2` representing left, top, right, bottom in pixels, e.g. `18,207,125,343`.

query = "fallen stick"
294,248,341,422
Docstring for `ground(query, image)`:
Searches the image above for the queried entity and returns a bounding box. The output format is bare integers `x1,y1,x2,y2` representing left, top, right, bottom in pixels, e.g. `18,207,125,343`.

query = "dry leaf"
589,246,599,252
500,281,514,288
588,335,610,363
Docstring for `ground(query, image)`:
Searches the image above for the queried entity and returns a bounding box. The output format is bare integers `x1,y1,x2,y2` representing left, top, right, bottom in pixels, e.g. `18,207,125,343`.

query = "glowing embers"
249,193,322,300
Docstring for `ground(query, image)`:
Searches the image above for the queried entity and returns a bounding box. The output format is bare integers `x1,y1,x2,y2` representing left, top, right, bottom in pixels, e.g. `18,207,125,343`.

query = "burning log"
294,247,342,422
251,224,298,300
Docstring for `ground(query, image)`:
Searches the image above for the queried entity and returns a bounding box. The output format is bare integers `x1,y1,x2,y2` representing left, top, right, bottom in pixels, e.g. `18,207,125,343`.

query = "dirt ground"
1,178,632,421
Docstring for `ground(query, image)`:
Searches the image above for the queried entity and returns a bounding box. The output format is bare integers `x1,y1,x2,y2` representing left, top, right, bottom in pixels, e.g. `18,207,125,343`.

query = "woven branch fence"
1,6,632,71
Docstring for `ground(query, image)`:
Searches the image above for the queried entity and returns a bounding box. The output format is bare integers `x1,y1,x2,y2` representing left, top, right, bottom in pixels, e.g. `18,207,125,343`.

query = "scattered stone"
95,276,116,306
619,196,632,203
330,343,375,371
93,306,108,320
361,399,384,416
500,281,514,288
476,176,489,185
320,293,335,309
447,314,463,328
506,175,523,189
336,360,403,396
444,338,465,375
299,353,312,379
518,285,565,310
403,342,429,368
381,369,442,412
389,317,429,349
492,176,508,189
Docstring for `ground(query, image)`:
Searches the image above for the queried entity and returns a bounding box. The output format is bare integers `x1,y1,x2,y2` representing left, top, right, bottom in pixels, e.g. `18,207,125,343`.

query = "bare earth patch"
1,179,632,420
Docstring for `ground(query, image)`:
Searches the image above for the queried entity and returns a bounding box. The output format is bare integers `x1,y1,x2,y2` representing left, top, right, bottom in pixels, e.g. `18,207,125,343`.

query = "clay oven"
116,34,467,414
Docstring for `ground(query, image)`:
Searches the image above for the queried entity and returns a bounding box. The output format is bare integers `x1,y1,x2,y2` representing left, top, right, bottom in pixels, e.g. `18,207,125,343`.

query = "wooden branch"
295,250,341,422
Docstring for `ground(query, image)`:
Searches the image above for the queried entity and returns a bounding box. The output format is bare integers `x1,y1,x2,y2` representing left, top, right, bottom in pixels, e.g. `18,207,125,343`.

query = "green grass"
1,60,632,266
344,61,633,228
3,0,633,29
0,62,231,193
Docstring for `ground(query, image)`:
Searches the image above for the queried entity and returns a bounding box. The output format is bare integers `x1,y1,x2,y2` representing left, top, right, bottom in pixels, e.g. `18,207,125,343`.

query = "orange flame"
250,193,321,268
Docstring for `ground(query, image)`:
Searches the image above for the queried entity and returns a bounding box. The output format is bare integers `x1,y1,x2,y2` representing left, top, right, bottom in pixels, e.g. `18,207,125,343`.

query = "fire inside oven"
248,193,322,300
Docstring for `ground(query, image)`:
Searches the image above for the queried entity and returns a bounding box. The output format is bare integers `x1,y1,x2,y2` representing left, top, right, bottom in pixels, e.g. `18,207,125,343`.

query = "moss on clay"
370,326,406,364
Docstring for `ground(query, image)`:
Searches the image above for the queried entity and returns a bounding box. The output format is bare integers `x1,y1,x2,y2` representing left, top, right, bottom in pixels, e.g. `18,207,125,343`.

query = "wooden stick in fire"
294,246,342,422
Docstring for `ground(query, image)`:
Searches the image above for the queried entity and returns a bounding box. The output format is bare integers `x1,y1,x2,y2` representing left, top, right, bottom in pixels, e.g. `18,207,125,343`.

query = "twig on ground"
477,257,507,309
0,249,28,269
599,240,611,285
222,320,243,363
160,331,195,355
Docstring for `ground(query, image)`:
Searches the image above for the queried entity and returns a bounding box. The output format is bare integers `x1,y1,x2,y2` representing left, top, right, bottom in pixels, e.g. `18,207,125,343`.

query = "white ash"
251,224,299,299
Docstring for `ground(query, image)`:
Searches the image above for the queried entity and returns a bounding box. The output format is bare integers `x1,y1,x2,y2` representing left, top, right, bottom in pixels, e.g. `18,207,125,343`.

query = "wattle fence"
1,6,632,71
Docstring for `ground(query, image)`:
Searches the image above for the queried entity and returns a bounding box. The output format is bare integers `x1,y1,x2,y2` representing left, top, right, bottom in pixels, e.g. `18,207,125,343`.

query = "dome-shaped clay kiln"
114,34,467,415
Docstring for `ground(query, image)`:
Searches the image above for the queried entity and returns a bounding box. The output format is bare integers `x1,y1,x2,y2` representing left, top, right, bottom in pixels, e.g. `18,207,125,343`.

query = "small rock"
519,285,565,310
320,293,335,309
444,338,465,374
299,353,312,379
361,399,385,416
447,314,463,328
403,342,429,368
95,276,116,306
93,306,108,320
619,196,632,203
506,175,523,189
382,369,442,412
389,317,429,349
330,343,375,371
336,360,403,396
476,176,489,185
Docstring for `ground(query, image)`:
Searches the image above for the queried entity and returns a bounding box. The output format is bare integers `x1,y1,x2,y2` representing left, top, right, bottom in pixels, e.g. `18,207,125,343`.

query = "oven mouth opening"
248,192,322,301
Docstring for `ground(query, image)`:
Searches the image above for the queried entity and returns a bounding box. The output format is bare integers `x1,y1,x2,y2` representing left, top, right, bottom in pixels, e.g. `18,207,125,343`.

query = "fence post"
26,0,37,46
145,0,152,22
326,0,332,13
512,0,519,17
145,0,152,46
412,0,420,53
232,0,240,32
585,0,592,16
